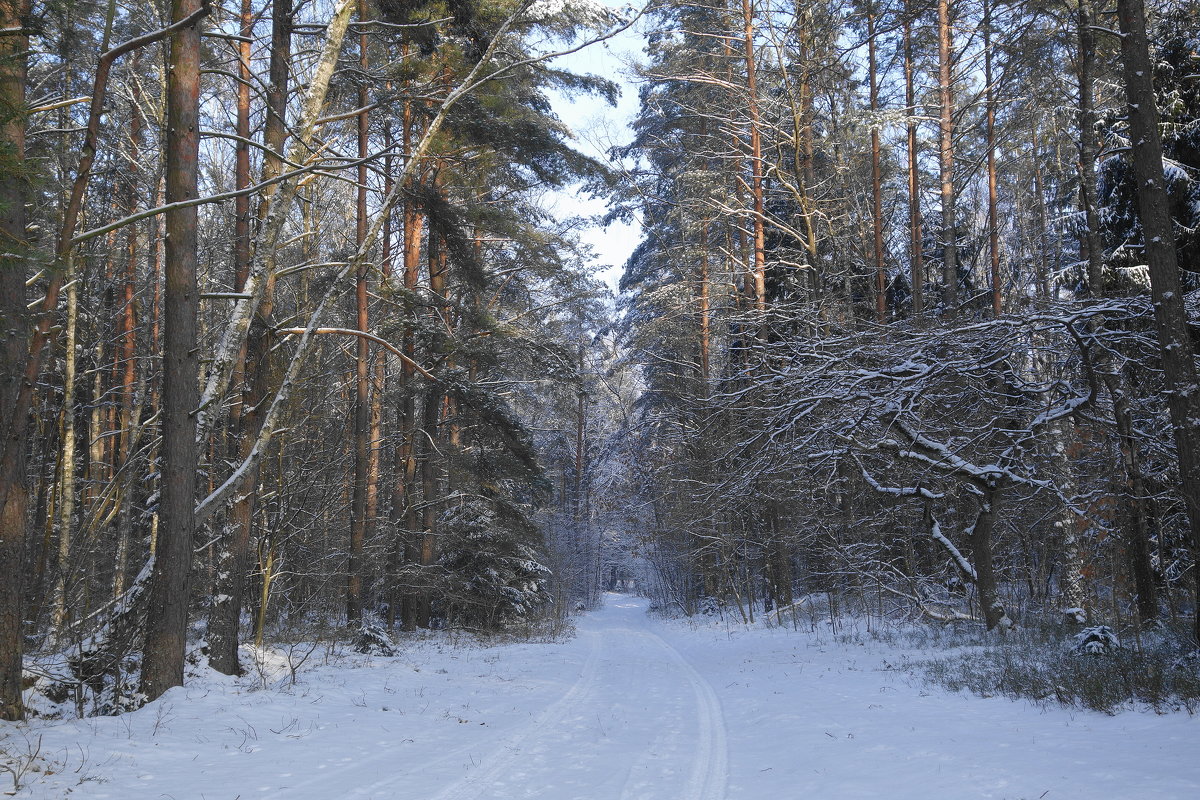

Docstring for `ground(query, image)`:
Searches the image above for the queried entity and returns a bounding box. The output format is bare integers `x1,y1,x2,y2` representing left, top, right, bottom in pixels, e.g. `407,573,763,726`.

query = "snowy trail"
423,597,728,800
8,594,1200,799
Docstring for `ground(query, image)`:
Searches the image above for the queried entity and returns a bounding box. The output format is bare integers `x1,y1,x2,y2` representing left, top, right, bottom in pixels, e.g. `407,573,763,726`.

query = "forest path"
419,595,728,800
13,595,1200,799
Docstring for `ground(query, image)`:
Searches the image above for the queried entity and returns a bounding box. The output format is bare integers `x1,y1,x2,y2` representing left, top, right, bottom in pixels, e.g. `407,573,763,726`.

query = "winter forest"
1,0,1200,796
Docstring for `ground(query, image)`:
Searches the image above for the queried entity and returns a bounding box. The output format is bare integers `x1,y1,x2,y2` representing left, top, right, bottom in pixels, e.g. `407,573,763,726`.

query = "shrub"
915,620,1200,714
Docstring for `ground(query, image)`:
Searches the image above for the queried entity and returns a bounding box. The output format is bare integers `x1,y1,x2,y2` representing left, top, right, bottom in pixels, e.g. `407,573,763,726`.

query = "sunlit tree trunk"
397,82,424,629
983,0,1001,317
141,0,204,702
740,0,766,313
347,14,371,627
937,0,958,314
904,3,923,316
0,0,31,723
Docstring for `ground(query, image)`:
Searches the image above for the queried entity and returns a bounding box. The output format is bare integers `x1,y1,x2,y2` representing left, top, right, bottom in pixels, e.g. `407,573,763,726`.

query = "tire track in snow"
618,628,729,800
372,627,603,800
283,629,601,800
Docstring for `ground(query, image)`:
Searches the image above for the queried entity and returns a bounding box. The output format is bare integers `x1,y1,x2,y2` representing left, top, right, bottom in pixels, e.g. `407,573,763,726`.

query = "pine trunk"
141,0,203,702
868,7,886,323
984,0,1001,317
1077,0,1104,295
1116,0,1200,643
347,22,371,627
904,4,923,316
0,0,30,722
937,0,958,314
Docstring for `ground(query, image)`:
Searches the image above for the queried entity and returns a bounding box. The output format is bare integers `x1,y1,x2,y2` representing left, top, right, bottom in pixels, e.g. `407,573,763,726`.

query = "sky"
542,10,646,295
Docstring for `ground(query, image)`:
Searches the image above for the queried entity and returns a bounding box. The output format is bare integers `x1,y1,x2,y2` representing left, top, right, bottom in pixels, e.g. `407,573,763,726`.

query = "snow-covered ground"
4,594,1198,799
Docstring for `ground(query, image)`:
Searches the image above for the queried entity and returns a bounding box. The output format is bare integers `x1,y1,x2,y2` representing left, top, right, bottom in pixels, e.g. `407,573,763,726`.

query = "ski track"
310,628,601,800
613,627,728,800
261,629,594,800
642,628,728,800
424,603,728,800
419,628,603,800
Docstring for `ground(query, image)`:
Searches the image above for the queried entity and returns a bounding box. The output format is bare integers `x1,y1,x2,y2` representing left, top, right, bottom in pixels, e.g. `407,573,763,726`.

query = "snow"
5,595,1198,799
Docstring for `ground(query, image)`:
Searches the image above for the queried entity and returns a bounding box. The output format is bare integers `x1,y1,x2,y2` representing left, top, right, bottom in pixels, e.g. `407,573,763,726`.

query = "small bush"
351,623,396,657
1072,625,1120,656
916,621,1200,714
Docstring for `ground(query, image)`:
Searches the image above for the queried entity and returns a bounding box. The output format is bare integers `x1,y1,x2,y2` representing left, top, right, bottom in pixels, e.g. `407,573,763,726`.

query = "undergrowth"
892,620,1200,714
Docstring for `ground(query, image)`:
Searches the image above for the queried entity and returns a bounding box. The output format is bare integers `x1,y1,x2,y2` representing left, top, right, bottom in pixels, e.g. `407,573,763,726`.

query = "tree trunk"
1103,371,1158,622
1116,0,1200,643
904,2,923,316
868,6,886,323
416,230,448,628
0,0,30,723
209,0,288,674
347,18,371,627
1077,0,1104,295
937,0,958,314
969,484,1010,630
112,82,144,600
52,278,78,634
983,0,1001,317
740,0,766,314
141,0,204,702
1030,121,1051,300
260,0,291,202
206,0,254,676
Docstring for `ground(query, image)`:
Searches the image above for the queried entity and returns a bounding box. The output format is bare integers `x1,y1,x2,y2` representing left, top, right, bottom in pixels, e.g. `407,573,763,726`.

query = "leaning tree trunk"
1116,0,1200,643
141,0,204,702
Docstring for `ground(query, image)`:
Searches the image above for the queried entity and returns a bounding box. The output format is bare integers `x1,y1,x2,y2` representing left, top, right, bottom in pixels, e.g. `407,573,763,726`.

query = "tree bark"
141,0,204,702
112,82,144,600
397,130,424,629
937,0,958,314
868,6,886,323
740,0,767,314
209,0,289,674
1116,0,1200,643
1077,0,1104,295
0,0,30,721
969,485,1010,630
904,2,923,316
1030,121,1051,300
207,0,254,676
983,0,1001,317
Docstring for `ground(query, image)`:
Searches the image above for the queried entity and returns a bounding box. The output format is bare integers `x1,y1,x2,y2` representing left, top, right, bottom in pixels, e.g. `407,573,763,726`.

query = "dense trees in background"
611,0,1200,638
0,0,629,719
2,0,1199,723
